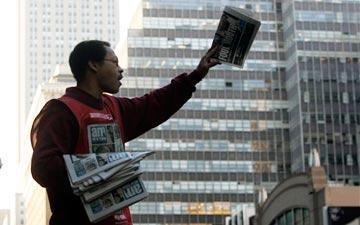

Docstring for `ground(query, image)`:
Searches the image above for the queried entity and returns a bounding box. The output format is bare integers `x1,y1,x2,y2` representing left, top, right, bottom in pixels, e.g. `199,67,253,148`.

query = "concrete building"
225,204,255,225
254,166,360,225
19,0,120,128
0,210,10,225
18,65,75,225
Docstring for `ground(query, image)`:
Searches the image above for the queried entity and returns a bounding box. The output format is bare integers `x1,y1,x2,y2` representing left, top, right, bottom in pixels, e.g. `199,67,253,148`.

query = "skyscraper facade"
282,0,360,183
21,0,119,120
123,0,290,224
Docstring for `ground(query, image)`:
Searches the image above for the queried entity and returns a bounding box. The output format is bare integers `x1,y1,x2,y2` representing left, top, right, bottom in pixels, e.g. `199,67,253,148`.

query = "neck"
76,81,102,99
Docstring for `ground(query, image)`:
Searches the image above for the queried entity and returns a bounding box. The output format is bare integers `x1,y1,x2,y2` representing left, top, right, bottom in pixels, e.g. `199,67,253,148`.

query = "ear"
88,60,100,73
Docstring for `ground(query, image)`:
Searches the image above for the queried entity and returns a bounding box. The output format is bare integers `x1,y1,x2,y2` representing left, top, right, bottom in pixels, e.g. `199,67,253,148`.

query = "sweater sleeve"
118,70,202,142
31,99,79,189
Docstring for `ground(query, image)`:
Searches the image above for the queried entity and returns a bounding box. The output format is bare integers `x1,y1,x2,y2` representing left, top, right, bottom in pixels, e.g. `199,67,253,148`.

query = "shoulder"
40,99,73,116
32,99,77,130
30,99,80,151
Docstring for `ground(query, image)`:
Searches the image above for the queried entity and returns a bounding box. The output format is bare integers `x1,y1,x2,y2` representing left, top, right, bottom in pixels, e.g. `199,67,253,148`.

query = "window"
270,208,310,225
304,92,309,103
225,81,233,88
342,92,349,104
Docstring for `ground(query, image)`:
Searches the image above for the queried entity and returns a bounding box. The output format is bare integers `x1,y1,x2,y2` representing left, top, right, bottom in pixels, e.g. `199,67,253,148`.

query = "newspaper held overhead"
63,151,154,223
211,6,261,68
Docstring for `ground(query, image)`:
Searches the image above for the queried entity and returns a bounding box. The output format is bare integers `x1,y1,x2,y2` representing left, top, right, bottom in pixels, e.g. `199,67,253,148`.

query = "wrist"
187,69,205,86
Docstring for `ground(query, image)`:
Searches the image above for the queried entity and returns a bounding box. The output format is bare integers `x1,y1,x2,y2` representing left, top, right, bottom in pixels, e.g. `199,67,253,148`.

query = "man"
31,40,219,225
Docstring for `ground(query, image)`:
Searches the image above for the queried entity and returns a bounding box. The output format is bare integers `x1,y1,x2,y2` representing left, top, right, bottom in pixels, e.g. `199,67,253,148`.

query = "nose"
118,67,124,79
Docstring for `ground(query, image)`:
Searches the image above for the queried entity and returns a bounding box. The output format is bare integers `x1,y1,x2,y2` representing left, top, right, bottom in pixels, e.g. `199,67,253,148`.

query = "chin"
105,89,119,94
112,89,119,94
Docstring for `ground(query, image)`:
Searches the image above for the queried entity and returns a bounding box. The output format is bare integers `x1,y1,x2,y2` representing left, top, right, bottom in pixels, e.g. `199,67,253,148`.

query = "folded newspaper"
211,6,261,67
63,151,154,223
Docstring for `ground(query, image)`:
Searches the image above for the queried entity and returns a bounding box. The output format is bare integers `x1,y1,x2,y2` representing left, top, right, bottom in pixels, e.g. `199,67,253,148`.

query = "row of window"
294,21,358,35
182,98,288,112
296,30,359,42
128,57,285,71
29,25,117,34
303,91,359,104
326,153,357,166
143,180,257,193
270,208,310,225
30,11,116,19
123,76,281,92
297,50,359,61
303,133,357,146
141,160,277,173
300,72,359,83
155,118,288,132
143,17,277,32
128,48,285,63
129,37,211,50
127,139,273,152
131,202,251,215
144,0,275,12
30,0,111,9
128,37,278,51
296,11,360,23
295,0,358,4
303,114,360,125
296,42,359,53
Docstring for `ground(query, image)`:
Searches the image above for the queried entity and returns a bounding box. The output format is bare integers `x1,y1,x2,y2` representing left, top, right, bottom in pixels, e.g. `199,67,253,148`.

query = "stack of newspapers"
63,151,154,223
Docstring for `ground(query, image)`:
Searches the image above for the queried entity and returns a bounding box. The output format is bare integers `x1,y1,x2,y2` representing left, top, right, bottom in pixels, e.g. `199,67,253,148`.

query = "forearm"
120,71,202,141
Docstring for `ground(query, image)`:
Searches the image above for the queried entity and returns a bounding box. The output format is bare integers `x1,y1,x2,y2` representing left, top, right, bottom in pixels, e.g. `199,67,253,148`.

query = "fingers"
208,58,221,67
206,44,217,53
196,45,221,73
206,44,221,58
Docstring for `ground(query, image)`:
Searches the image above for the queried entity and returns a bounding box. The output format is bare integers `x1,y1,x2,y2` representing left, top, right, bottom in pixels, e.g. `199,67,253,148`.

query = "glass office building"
282,0,360,182
120,0,359,224
122,0,290,224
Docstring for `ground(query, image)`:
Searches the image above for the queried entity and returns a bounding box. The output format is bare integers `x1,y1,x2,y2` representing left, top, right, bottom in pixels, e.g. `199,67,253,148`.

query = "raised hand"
196,45,221,77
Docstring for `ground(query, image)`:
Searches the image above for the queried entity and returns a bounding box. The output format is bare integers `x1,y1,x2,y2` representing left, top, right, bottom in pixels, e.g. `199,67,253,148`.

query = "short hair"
69,40,111,82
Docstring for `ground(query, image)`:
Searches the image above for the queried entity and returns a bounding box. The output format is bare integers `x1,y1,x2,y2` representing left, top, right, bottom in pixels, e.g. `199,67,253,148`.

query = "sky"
0,0,18,208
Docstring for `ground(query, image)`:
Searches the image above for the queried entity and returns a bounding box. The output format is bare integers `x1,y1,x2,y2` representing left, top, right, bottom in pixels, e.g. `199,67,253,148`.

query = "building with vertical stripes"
123,0,291,224
282,0,360,182
123,0,359,224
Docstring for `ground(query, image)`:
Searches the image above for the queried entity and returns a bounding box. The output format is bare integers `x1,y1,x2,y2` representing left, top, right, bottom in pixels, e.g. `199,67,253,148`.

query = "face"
96,46,123,94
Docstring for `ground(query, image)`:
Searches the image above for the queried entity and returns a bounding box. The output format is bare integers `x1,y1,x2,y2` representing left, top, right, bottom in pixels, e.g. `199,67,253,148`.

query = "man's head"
69,40,123,94
69,40,110,82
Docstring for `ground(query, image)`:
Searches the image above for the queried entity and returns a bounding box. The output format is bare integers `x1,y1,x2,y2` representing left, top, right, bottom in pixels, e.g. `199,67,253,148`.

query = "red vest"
59,94,133,225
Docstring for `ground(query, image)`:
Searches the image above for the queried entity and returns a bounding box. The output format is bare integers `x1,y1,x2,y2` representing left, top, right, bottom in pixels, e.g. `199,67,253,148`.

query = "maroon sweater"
31,71,202,225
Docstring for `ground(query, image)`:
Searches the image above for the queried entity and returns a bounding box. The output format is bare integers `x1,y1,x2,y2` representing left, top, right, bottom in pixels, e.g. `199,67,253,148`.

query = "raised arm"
118,45,220,142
